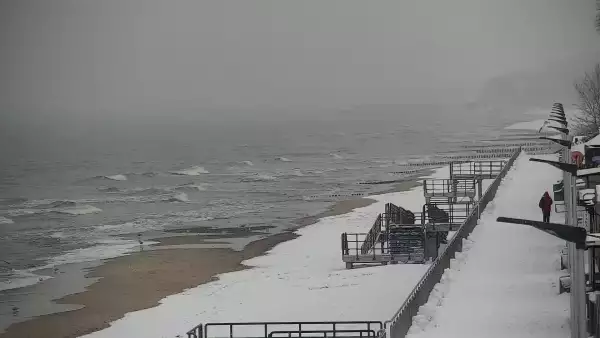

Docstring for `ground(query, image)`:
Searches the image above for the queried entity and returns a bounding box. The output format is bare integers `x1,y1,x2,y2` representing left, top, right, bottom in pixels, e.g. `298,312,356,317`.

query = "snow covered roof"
587,134,600,146
571,134,600,154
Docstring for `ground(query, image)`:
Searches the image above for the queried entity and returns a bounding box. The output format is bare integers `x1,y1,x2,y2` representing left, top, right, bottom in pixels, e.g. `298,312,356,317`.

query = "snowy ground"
80,168,455,338
405,154,570,338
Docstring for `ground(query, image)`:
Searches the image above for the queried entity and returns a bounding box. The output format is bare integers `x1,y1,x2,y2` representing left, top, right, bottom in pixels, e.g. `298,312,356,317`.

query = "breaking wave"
95,219,164,234
277,157,292,162
0,216,14,224
330,153,344,159
0,270,53,292
54,205,103,215
164,192,189,203
104,174,128,181
7,200,103,217
36,238,155,270
241,160,254,166
290,169,304,177
170,166,210,176
277,169,305,177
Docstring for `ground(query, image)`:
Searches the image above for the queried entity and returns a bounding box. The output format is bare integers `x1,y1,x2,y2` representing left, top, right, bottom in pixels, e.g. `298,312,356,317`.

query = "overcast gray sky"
0,0,598,119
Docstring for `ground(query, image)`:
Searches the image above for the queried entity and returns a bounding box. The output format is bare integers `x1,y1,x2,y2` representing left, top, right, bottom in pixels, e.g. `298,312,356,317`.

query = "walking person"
539,191,553,223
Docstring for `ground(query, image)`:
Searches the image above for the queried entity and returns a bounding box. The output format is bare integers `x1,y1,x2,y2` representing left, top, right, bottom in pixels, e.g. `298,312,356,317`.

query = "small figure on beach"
539,191,553,223
138,233,144,251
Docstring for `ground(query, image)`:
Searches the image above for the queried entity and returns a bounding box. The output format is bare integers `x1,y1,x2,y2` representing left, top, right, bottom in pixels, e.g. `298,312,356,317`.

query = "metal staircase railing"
360,214,383,255
360,204,416,255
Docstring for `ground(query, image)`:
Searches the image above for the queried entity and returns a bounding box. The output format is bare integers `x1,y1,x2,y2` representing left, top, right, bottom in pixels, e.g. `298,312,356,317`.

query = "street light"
496,217,587,249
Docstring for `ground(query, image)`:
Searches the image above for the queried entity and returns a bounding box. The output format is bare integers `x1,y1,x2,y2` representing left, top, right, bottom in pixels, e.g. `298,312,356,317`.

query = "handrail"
268,329,377,338
361,214,383,254
384,147,521,338
196,321,383,338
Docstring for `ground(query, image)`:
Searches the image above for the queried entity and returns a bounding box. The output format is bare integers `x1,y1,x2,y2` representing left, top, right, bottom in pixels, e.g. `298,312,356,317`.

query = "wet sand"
1,178,427,338
1,232,297,338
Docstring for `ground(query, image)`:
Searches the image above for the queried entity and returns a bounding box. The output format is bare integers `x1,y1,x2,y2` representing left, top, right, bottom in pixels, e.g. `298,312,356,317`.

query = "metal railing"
268,329,377,338
346,202,472,259
421,203,471,226
385,148,520,338
384,203,416,226
450,160,505,179
360,204,417,254
423,179,476,197
344,233,389,259
187,321,384,338
361,214,384,254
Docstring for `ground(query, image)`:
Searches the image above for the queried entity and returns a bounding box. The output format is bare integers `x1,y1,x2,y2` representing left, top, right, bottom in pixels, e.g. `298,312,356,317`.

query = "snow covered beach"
72,152,569,338
72,168,449,338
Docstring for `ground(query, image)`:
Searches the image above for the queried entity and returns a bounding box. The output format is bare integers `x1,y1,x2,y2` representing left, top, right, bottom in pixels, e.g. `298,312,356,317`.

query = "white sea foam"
0,270,52,292
290,169,304,177
169,192,190,202
36,238,158,270
105,174,128,181
170,166,210,176
175,183,208,192
0,216,14,224
330,153,344,159
241,161,254,166
277,157,292,162
54,205,103,215
95,219,164,235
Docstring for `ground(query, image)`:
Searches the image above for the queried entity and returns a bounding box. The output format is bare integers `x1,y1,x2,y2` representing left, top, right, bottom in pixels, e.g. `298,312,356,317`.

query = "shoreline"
1,181,418,338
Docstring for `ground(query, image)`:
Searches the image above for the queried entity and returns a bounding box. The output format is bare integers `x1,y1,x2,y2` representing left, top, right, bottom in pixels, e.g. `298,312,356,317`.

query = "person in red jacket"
539,191,553,223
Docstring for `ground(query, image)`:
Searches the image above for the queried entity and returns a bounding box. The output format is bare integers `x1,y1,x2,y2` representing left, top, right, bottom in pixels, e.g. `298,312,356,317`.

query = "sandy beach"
0,197,381,338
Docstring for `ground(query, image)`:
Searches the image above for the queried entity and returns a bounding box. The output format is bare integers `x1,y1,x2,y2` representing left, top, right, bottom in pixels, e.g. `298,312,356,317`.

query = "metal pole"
563,132,587,338
572,175,587,338
563,141,578,338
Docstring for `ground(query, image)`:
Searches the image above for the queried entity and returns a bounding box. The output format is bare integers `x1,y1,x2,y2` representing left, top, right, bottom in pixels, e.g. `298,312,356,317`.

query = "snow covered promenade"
406,154,570,338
